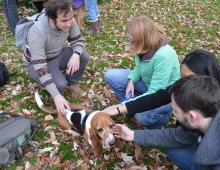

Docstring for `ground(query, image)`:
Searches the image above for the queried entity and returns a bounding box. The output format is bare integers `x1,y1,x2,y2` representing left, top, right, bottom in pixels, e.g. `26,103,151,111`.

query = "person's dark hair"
169,75,220,118
44,0,74,21
182,49,220,82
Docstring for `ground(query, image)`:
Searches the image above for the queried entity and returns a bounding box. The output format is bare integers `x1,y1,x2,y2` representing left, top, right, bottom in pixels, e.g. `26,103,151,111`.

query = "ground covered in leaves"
0,0,219,169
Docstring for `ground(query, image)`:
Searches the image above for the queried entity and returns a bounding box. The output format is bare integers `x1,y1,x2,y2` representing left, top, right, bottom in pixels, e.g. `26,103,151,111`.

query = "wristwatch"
74,51,80,56
128,78,133,82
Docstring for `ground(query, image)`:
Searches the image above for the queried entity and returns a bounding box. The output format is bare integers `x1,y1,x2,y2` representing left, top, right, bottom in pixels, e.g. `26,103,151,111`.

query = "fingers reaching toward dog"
113,124,134,141
54,94,71,115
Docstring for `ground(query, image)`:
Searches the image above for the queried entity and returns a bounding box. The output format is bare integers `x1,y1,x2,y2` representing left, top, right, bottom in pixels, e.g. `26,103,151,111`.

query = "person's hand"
67,53,80,75
54,94,71,115
102,104,123,116
125,80,134,98
102,104,128,116
113,124,134,141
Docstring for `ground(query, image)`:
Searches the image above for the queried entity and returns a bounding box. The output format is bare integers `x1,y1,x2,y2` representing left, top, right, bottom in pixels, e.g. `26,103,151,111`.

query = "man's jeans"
104,69,148,102
167,144,202,170
84,0,99,22
2,0,19,34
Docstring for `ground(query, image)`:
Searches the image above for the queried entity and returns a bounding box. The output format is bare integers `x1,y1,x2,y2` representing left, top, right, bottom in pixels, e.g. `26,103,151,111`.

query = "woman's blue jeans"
2,0,19,34
104,69,148,102
167,144,201,170
135,103,172,129
84,0,99,22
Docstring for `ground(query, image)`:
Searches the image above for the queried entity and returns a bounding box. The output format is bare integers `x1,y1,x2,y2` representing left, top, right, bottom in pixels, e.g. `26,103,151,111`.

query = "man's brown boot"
68,85,86,96
85,20,100,35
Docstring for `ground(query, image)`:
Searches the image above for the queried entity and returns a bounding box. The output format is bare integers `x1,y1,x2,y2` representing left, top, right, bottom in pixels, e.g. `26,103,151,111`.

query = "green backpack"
0,112,38,168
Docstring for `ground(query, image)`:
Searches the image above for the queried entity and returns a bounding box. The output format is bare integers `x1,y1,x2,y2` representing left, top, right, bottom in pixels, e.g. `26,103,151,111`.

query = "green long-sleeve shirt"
125,44,180,103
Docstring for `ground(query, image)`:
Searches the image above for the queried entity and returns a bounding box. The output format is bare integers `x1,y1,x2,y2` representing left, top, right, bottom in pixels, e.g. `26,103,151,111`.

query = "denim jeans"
134,103,172,129
84,0,99,22
2,0,19,34
104,69,148,102
167,143,202,170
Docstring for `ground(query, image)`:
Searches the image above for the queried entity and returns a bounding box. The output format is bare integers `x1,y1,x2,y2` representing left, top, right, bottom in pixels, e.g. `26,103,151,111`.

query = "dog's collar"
66,109,88,135
81,112,89,134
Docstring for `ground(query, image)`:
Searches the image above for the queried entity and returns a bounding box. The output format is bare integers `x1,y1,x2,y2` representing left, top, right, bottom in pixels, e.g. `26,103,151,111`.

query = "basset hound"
34,91,123,157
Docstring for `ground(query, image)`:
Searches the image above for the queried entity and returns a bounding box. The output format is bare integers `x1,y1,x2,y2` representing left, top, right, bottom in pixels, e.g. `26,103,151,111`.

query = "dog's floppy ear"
89,127,102,157
115,137,123,149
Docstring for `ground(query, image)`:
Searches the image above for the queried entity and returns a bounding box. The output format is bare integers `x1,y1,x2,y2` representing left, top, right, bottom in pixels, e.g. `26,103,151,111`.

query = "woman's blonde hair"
125,16,165,54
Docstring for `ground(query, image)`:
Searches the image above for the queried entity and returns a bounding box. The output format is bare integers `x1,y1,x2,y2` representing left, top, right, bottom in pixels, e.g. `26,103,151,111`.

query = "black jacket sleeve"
125,89,171,116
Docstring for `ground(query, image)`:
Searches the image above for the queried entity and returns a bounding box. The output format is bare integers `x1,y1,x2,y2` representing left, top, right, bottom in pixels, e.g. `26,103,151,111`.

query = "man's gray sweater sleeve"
68,19,85,55
134,127,201,148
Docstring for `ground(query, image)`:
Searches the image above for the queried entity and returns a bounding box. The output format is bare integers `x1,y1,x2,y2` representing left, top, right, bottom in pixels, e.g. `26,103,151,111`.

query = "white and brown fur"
34,91,123,157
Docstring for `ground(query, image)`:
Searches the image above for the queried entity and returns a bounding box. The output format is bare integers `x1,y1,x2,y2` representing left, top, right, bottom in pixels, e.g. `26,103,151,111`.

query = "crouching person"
113,75,220,170
22,0,89,115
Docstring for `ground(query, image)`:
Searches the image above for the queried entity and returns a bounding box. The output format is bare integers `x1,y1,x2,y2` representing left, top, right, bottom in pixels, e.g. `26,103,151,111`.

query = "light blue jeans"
84,0,99,22
167,143,201,170
2,0,19,34
135,103,172,129
104,69,148,102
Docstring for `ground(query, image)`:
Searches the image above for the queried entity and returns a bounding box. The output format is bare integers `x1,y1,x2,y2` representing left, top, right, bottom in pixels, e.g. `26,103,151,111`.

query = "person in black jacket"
104,49,220,130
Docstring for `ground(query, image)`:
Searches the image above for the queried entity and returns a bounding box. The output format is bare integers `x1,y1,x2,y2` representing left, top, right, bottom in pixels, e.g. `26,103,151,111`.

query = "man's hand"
125,80,134,98
54,94,71,115
113,124,134,141
67,53,80,75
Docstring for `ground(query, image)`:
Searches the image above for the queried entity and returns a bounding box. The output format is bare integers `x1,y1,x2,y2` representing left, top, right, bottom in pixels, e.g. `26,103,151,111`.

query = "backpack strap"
34,10,48,45
0,112,18,119
34,20,48,45
28,141,38,155
17,146,23,157
35,11,45,21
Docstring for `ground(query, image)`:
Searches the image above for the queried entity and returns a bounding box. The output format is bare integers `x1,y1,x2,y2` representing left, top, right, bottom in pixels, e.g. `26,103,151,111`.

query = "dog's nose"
108,140,115,147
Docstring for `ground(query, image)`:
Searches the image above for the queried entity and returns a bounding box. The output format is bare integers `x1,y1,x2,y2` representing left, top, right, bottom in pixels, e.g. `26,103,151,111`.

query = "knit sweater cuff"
45,83,60,98
72,47,84,56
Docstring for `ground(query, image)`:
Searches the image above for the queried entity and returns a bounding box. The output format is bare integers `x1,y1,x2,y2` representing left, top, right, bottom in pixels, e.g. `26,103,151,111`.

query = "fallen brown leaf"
135,145,141,161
